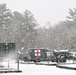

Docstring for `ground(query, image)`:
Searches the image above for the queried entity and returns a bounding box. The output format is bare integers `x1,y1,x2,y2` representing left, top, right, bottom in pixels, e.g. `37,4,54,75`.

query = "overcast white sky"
0,0,76,27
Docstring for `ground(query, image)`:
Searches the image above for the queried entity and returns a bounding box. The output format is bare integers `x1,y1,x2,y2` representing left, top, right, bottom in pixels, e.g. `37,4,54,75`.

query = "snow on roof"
54,49,69,52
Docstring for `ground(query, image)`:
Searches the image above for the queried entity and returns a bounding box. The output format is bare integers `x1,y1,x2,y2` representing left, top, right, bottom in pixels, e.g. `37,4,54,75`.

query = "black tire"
51,60,54,62
23,57,30,62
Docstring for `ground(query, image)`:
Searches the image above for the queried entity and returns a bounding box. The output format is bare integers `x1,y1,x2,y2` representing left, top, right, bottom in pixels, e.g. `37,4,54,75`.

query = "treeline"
0,4,76,53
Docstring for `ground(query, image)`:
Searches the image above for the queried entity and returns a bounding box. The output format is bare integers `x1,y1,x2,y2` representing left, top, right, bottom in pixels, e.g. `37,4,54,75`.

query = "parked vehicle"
19,48,49,62
50,50,70,63
29,48,48,62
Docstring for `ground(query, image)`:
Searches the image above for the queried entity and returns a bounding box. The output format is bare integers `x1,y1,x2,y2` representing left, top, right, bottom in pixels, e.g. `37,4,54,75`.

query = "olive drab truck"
50,49,70,63
29,49,48,62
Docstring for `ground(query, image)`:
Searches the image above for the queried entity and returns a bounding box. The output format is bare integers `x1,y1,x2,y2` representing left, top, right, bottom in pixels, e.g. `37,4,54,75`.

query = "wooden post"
8,59,9,68
17,50,20,70
17,58,19,70
1,61,2,68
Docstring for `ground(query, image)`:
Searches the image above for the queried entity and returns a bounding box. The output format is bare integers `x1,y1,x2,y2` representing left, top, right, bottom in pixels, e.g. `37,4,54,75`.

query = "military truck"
29,48,49,62
50,49,70,63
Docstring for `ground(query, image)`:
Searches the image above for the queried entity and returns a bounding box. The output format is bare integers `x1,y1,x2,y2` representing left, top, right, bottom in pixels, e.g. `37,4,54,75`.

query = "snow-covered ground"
58,60,76,68
0,61,76,75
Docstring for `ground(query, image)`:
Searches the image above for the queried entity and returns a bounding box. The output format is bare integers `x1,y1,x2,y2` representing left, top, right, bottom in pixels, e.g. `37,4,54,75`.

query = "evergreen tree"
66,8,76,50
0,4,12,42
13,10,38,52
